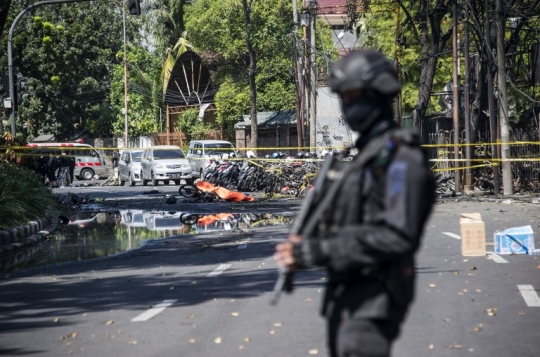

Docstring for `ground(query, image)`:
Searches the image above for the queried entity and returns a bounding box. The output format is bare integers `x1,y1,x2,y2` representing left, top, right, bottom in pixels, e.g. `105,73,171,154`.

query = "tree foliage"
173,107,212,142
110,45,162,137
185,0,298,137
1,2,153,140
360,1,453,116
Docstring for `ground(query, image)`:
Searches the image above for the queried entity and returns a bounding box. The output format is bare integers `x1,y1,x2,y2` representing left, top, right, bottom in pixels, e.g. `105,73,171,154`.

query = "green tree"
143,0,189,56
185,0,299,140
173,107,212,143
1,2,152,139
359,1,453,118
110,45,162,137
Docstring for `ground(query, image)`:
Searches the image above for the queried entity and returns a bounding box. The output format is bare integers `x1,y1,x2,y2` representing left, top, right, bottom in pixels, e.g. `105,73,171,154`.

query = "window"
153,149,185,159
131,151,143,162
204,143,234,155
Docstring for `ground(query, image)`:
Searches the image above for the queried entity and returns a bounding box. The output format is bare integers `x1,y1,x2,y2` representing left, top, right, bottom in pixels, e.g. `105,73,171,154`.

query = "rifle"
269,131,398,306
269,153,336,305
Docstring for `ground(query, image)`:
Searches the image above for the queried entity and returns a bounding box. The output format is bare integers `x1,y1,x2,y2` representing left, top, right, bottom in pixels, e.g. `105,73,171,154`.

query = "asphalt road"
1,186,539,356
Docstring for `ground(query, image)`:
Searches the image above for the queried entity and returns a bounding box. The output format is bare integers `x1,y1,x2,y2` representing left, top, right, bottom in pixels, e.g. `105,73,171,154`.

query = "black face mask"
341,93,383,134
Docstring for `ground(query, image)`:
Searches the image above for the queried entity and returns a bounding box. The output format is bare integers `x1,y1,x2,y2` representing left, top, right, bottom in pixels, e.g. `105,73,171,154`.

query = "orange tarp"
197,213,233,226
195,181,255,202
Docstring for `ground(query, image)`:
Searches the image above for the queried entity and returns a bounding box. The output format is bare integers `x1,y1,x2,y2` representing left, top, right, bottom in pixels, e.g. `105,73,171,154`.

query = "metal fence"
427,129,540,192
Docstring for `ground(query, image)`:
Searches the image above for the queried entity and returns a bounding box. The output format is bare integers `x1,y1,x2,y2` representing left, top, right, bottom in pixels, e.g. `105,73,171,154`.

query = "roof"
30,134,56,142
189,140,233,144
164,51,216,106
316,0,348,14
234,110,296,129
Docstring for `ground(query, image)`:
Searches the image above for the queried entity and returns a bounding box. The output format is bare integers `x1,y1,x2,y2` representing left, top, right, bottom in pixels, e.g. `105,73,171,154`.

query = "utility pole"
452,0,461,193
122,0,129,148
496,0,512,195
484,0,501,195
308,1,316,154
292,0,304,148
394,0,402,127
463,4,473,192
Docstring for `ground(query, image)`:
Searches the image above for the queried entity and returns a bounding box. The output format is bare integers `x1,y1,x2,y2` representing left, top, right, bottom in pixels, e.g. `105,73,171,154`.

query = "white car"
186,140,235,179
118,150,143,186
140,145,193,186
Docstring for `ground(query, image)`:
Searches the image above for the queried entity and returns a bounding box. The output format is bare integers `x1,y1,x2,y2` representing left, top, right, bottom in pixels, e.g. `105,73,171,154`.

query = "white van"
186,140,235,178
26,142,107,180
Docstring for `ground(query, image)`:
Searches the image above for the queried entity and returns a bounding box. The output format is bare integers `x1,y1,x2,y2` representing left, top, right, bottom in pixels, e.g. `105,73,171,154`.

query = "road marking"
207,264,231,277
131,299,177,322
486,251,508,263
517,285,540,307
443,232,461,240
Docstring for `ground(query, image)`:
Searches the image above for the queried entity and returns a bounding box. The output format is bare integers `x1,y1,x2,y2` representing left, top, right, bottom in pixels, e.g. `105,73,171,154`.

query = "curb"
0,215,60,257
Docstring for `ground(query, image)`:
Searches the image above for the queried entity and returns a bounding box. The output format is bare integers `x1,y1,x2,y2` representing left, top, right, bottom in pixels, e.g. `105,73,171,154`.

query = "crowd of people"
36,150,76,187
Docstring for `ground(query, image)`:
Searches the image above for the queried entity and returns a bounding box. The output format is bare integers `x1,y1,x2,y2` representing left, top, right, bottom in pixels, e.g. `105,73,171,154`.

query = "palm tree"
143,0,189,56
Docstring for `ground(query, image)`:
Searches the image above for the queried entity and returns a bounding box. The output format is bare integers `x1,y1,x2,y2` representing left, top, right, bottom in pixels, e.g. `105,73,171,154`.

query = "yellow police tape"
5,140,540,151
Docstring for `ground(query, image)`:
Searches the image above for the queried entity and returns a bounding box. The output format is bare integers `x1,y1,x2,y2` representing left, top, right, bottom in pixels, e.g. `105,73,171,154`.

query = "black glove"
292,240,329,269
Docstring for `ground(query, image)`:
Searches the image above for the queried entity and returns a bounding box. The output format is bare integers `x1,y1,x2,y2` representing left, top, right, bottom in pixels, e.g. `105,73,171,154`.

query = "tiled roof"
316,0,365,15
316,0,348,14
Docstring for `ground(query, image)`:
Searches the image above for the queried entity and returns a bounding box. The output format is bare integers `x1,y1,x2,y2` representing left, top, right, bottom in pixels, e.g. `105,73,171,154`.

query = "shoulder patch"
387,161,408,197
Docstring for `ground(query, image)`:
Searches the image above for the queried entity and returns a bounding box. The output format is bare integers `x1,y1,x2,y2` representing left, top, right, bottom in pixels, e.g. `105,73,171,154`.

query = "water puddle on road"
1,210,293,273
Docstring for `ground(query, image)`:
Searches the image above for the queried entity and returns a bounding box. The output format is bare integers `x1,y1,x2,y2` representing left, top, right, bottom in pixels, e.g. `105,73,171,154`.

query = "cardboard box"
494,225,535,255
460,213,486,256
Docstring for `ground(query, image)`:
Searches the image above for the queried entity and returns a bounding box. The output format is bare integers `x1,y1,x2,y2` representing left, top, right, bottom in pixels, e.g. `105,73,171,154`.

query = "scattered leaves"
188,338,196,343
239,345,245,350
214,337,222,344
273,322,282,327
244,337,251,343
305,298,313,302
429,344,434,350
486,308,497,317
231,312,239,317
128,340,137,345
470,266,478,270
429,284,436,288
106,320,114,325
475,289,482,293
308,349,319,354
519,312,526,316
473,323,483,332
53,318,59,323
269,330,276,335
186,314,195,319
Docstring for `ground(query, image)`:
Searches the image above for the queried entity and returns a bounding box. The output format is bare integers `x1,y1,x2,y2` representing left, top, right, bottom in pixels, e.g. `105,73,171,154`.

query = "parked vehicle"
118,149,143,186
186,140,235,179
26,142,107,180
140,145,193,186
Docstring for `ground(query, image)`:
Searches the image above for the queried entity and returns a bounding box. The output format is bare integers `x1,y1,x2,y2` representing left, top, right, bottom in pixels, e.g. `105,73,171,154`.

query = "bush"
0,163,61,230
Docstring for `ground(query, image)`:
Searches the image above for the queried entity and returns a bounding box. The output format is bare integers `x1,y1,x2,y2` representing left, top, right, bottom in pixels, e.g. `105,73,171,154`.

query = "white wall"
316,87,357,154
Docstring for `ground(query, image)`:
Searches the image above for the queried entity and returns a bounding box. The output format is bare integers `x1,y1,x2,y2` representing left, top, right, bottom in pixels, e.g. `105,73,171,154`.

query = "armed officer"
274,49,435,357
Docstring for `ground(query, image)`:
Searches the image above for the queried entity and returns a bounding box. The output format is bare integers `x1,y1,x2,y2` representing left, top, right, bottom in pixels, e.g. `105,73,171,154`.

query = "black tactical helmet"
329,49,400,97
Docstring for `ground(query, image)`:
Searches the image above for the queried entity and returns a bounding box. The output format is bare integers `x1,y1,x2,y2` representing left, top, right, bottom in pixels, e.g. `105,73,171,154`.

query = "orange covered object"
195,181,255,202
